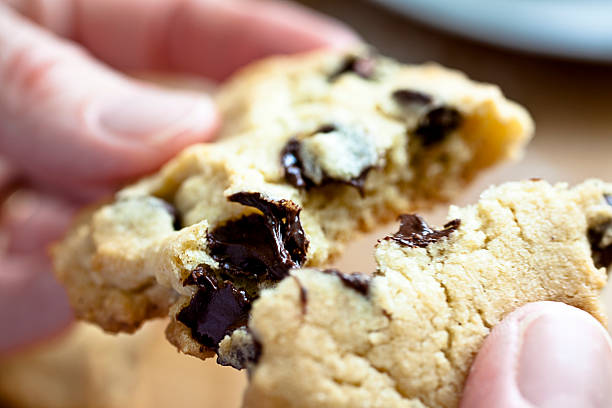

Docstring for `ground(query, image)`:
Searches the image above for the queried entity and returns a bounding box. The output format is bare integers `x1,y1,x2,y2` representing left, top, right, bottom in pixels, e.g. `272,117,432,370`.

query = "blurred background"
2,0,611,407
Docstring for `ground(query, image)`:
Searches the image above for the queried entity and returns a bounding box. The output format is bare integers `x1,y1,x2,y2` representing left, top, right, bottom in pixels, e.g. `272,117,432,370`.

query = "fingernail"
517,308,612,408
98,88,214,142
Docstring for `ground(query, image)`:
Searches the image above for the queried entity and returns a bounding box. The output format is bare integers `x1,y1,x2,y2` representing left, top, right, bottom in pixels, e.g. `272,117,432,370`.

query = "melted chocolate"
392,89,433,106
280,125,374,195
177,274,250,349
387,214,460,248
179,193,309,354
415,107,462,146
329,56,376,81
323,269,372,296
281,139,308,189
207,192,308,281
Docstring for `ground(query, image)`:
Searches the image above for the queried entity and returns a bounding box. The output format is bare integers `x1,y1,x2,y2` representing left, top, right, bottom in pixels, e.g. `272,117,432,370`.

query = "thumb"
461,302,612,408
0,5,219,194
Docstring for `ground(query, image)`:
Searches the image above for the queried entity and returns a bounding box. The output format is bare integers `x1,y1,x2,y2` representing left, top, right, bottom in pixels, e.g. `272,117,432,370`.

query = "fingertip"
461,302,612,408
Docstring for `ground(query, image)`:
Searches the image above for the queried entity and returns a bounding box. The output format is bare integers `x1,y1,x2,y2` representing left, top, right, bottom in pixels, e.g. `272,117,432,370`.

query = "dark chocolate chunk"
281,138,308,189
179,194,309,353
207,192,308,281
392,89,433,106
280,125,374,195
177,274,250,350
387,214,460,248
415,106,462,146
292,275,308,315
329,56,376,81
323,269,372,296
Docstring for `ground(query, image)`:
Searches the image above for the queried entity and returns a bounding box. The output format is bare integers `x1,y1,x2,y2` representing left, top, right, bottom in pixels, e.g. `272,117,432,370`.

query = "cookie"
242,180,612,408
52,49,533,360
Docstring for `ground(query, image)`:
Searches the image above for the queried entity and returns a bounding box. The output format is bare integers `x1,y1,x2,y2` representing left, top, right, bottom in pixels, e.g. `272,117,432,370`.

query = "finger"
7,0,360,81
460,302,612,408
0,189,75,354
0,254,74,355
0,5,219,192
1,189,76,254
0,155,18,193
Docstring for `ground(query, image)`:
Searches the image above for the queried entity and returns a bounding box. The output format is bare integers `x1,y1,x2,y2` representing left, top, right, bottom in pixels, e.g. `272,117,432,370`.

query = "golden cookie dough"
53,48,533,360
244,180,612,408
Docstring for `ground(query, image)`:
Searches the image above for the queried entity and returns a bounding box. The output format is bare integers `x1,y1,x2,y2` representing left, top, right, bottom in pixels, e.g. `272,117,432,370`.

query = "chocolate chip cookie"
52,49,533,360
241,180,611,408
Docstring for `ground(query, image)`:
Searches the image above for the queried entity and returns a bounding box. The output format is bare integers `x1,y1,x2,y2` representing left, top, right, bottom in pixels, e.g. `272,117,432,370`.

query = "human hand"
461,301,612,408
0,0,358,354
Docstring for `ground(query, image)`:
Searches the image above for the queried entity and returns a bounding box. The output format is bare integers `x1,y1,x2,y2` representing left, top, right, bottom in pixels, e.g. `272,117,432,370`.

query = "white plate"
371,0,612,62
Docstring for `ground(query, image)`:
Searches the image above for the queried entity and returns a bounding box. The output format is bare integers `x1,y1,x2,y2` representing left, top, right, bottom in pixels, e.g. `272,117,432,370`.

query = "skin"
0,0,358,353
1,2,611,406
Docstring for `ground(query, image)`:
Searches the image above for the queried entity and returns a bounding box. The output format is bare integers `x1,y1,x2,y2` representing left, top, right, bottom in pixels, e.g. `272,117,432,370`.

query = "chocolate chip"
415,107,462,146
323,269,372,296
392,89,433,107
280,125,377,195
179,193,309,353
207,192,308,281
329,56,376,81
177,274,250,350
387,214,460,248
281,139,308,189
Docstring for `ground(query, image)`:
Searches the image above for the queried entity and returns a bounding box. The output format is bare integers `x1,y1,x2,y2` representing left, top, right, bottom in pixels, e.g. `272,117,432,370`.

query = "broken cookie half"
240,179,612,408
52,49,533,361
